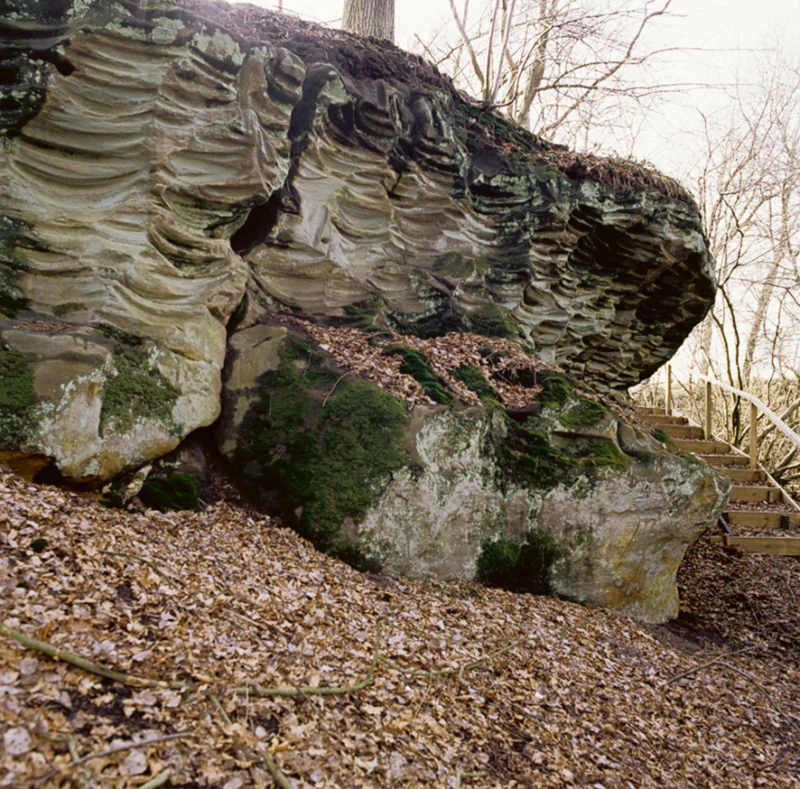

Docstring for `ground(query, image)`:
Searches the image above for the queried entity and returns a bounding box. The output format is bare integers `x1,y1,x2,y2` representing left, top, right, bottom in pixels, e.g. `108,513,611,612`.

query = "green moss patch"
334,297,383,330
96,323,143,346
452,364,499,403
386,346,454,405
536,370,576,407
0,264,29,319
495,407,628,493
0,348,36,448
576,440,629,473
52,302,86,317
385,304,463,339
559,397,610,428
496,421,577,491
101,348,180,435
651,428,678,449
467,304,518,339
139,473,202,512
236,339,409,552
476,529,562,595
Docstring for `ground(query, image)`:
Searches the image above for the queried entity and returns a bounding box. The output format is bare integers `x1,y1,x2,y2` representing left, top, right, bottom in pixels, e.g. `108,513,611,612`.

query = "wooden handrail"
660,365,800,513
693,373,800,451
663,365,800,452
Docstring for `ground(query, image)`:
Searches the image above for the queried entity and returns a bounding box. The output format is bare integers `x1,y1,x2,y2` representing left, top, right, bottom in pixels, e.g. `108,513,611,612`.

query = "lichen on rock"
100,347,181,436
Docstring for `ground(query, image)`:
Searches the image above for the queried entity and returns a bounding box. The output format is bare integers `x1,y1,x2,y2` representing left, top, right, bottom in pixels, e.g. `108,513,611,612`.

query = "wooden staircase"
636,405,800,556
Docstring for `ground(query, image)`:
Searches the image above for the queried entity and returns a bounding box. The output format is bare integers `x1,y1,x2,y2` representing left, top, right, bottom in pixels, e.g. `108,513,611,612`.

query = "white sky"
228,0,797,53
223,1,799,167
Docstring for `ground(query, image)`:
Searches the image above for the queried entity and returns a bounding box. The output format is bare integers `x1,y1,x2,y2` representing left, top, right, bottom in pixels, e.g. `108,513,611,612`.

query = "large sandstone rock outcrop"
218,321,728,623
1,0,714,481
0,0,725,621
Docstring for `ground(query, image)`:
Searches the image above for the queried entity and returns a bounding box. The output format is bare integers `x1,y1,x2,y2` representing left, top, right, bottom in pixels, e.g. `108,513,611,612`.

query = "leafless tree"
416,0,679,147
655,44,800,488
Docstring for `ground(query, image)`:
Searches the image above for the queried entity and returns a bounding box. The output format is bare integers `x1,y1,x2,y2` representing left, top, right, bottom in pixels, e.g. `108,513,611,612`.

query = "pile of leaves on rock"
1,468,798,788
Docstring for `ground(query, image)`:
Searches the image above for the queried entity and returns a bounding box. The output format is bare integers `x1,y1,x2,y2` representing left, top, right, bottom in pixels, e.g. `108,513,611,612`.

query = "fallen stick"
68,733,192,769
262,748,294,789
378,637,524,680
99,549,184,586
207,692,232,726
237,616,385,698
140,770,173,789
665,645,761,685
715,661,800,734
39,734,193,782
1,622,190,691
456,769,488,788
666,648,799,735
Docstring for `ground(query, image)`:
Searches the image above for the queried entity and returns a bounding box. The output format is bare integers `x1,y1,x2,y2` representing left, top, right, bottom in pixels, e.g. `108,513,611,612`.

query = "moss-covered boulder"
0,326,218,482
219,324,729,623
218,323,409,557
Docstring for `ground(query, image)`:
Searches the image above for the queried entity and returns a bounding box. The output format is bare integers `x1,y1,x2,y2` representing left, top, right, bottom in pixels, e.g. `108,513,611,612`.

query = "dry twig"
321,372,349,408
39,734,193,782
207,692,232,726
237,616,386,698
139,769,173,789
99,549,184,586
262,748,295,789
714,661,800,734
665,645,761,684
0,622,191,691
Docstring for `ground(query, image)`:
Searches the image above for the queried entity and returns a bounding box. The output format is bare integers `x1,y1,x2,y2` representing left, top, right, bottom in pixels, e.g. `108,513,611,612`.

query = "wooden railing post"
750,401,758,469
666,364,672,417
705,381,712,441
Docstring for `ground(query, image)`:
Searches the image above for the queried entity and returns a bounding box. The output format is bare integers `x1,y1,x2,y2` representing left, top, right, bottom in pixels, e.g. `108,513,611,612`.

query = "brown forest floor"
1,468,798,788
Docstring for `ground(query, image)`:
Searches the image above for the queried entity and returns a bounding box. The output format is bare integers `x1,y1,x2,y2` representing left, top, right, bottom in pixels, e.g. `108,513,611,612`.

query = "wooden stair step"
699,454,749,467
675,439,729,453
709,535,800,556
640,414,688,425
725,468,767,483
729,486,783,503
724,510,800,529
655,424,705,439
635,406,665,415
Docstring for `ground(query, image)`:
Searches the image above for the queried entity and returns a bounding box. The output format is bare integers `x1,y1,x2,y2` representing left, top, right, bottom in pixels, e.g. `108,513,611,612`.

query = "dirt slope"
0,469,798,788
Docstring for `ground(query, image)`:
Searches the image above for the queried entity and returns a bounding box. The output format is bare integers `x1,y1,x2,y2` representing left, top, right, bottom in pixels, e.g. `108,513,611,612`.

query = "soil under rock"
0,469,798,787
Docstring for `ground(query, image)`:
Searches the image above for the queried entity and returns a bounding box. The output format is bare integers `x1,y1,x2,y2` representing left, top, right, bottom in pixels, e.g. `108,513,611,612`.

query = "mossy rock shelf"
219,325,729,623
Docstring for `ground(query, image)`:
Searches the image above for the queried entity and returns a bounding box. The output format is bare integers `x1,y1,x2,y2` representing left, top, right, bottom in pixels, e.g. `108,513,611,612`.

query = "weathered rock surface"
0,0,725,621
0,0,715,484
220,322,729,623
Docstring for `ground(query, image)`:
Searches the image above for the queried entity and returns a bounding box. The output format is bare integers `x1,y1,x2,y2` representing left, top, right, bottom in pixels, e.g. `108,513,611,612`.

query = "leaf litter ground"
1,469,798,788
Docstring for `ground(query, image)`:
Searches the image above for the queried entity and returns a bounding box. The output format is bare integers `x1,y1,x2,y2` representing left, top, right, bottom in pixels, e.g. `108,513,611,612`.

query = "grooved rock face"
0,0,714,481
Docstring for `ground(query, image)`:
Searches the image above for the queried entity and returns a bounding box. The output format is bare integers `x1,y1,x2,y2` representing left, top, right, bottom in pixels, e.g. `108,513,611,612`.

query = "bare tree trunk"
742,178,793,387
342,0,395,42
